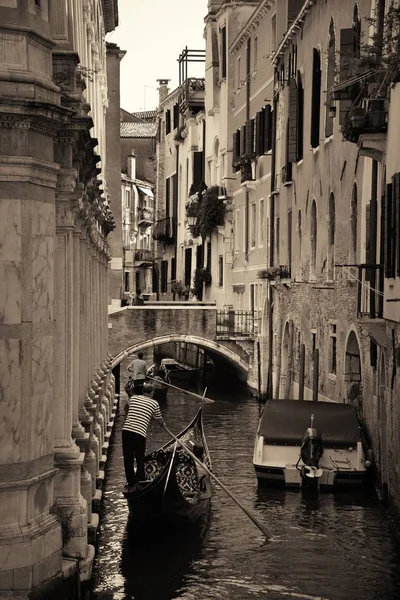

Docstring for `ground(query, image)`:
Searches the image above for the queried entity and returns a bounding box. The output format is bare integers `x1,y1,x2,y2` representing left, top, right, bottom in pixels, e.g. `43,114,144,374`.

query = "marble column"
53,179,87,559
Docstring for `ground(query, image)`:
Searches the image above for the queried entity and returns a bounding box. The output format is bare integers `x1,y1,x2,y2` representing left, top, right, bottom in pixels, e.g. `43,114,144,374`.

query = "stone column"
0,5,65,594
53,178,87,559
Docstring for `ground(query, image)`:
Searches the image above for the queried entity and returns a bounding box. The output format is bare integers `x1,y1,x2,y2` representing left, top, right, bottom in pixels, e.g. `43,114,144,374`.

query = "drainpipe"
244,38,251,260
266,86,278,400
174,143,179,279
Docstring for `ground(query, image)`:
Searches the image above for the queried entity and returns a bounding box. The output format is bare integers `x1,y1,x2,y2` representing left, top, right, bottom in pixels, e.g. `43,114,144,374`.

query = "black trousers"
122,430,146,486
133,379,145,394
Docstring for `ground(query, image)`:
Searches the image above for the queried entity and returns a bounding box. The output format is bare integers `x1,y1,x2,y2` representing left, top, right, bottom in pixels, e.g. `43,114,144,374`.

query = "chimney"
127,151,136,180
157,78,170,104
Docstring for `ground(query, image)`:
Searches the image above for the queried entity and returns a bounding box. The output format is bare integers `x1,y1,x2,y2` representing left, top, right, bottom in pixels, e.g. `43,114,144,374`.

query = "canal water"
91,358,400,600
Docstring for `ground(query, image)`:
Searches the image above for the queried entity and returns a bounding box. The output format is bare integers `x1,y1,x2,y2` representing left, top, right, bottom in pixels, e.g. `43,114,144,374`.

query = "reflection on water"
91,358,400,600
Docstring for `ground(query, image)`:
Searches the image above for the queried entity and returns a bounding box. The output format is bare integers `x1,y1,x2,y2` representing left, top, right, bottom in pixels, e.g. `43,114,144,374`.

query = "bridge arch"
111,334,249,374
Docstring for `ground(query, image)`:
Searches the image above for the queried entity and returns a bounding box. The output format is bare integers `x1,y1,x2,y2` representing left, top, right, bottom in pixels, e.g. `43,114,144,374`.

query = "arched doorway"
344,331,361,410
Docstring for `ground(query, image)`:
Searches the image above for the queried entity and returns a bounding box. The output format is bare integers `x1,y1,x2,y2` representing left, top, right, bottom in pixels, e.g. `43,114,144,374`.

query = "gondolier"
127,351,147,394
122,382,166,488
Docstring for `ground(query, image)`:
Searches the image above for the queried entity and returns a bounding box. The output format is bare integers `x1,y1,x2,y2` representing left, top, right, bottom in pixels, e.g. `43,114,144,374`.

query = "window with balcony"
310,49,321,148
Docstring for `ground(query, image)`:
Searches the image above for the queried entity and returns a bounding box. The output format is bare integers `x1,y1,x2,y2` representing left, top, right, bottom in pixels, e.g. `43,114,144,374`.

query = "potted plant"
171,280,184,296
190,186,226,239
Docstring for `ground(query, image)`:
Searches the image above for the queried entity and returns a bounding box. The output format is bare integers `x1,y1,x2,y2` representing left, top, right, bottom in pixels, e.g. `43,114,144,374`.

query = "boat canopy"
258,400,361,448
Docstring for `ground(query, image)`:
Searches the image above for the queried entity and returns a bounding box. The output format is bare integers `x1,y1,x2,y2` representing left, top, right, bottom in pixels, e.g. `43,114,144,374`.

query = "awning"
258,399,361,448
137,185,154,198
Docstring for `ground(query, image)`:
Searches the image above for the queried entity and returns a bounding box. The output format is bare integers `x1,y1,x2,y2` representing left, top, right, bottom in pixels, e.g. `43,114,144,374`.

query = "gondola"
123,406,212,529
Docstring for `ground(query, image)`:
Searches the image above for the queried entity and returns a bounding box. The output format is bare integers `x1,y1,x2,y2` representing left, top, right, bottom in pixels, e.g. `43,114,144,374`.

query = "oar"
163,425,270,539
147,375,215,404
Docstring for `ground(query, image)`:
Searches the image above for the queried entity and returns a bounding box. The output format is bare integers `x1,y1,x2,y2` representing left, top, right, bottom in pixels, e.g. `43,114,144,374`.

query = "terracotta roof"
131,110,157,122
120,122,157,138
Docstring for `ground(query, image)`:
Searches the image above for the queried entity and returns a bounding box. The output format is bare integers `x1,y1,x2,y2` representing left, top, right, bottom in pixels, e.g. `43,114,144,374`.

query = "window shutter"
193,151,204,189
171,257,176,282
207,241,212,270
297,76,304,161
393,173,400,276
196,244,203,269
365,203,371,281
184,248,192,287
384,183,392,277
255,112,262,155
232,132,237,166
245,119,253,154
288,77,298,163
240,125,246,156
310,49,321,148
339,29,354,126
264,105,272,153
165,177,170,217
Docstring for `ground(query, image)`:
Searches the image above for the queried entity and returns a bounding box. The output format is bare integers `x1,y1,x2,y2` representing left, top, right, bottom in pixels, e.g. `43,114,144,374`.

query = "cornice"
272,0,315,64
0,156,59,188
230,0,274,55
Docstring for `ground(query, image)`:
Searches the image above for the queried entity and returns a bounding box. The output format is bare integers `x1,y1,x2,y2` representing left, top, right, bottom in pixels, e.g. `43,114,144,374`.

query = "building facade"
0,0,118,596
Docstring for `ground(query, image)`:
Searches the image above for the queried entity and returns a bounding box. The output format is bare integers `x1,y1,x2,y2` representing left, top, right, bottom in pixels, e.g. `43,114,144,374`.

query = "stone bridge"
108,305,259,389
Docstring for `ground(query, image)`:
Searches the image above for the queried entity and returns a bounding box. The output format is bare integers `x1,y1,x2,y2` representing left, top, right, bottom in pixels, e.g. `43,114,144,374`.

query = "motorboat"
147,358,199,385
253,399,371,489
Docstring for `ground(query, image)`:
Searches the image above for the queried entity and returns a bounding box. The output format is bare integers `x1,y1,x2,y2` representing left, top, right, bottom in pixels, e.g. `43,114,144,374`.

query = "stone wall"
0,1,118,597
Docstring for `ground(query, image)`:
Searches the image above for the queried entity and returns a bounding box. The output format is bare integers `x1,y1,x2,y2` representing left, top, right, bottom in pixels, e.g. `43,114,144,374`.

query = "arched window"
328,193,335,279
310,49,321,148
311,200,317,269
350,183,358,261
325,19,336,138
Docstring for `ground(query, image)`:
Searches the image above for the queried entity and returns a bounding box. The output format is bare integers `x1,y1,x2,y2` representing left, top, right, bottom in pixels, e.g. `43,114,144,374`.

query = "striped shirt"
123,395,163,437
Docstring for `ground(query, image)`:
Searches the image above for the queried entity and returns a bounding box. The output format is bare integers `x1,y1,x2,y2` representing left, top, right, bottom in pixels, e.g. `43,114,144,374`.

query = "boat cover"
258,400,361,448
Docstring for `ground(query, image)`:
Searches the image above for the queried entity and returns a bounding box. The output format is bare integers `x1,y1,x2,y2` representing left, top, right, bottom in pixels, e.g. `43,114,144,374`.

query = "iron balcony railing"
134,249,154,262
179,77,205,113
138,207,154,223
153,216,175,243
357,264,384,319
216,310,260,337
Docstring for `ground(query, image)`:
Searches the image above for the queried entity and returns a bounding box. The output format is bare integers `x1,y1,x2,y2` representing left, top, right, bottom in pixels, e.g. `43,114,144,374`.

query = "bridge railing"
216,310,259,337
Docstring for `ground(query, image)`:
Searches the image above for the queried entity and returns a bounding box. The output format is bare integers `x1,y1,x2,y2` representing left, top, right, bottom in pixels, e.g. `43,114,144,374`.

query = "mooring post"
312,348,319,402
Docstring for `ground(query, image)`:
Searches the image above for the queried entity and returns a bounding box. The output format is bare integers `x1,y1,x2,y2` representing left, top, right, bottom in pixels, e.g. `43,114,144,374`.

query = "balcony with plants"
187,184,227,240
137,206,154,229
332,4,399,145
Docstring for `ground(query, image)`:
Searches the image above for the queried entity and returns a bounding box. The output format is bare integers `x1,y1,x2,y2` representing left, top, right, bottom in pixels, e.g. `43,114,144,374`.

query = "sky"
107,0,208,113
